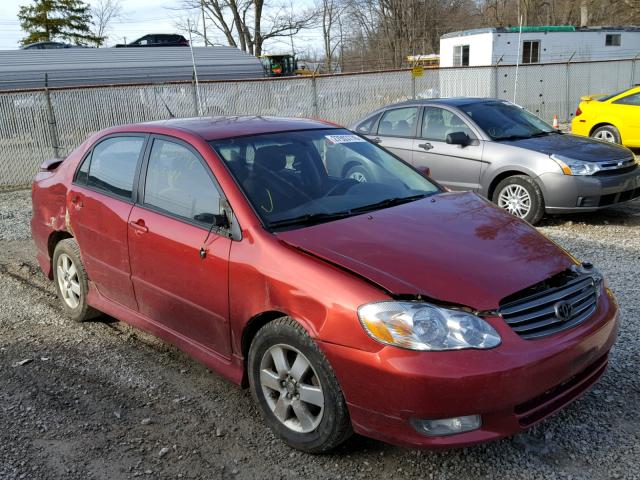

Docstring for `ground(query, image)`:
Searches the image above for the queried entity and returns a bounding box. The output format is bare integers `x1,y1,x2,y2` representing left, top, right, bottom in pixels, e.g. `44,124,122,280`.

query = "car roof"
382,97,500,109
114,116,339,141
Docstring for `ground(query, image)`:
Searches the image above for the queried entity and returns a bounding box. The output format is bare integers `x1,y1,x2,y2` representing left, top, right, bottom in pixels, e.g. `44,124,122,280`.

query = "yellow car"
572,86,640,148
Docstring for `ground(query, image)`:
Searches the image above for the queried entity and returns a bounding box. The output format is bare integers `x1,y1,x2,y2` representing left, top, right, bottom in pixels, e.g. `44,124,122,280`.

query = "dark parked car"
352,98,640,224
115,34,189,47
32,116,618,453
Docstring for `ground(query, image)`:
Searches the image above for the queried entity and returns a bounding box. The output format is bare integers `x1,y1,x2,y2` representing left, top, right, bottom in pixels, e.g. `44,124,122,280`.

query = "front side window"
355,114,380,134
614,92,640,106
210,128,440,230
377,107,418,137
421,107,476,142
86,136,145,198
453,45,470,67
144,139,221,224
605,34,621,46
462,101,555,140
522,40,540,64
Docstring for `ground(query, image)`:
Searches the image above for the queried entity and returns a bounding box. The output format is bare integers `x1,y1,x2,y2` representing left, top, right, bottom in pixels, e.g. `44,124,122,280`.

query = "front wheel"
248,317,352,453
492,175,545,225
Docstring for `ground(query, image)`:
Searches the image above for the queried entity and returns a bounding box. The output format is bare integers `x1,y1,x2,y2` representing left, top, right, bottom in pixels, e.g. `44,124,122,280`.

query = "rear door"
411,106,484,191
68,134,147,310
367,106,418,163
128,136,233,357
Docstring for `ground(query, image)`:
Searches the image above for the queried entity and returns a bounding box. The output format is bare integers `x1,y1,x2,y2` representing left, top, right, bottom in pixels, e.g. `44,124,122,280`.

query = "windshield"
210,128,440,230
461,101,555,140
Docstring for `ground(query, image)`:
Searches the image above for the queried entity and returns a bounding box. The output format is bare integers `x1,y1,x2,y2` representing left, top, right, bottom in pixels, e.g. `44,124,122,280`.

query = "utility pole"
201,0,208,46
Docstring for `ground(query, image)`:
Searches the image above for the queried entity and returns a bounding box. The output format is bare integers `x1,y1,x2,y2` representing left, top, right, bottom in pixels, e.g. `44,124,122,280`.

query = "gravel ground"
1,188,639,480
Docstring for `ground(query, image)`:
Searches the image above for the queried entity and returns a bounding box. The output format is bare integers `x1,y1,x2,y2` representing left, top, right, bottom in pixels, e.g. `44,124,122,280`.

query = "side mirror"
194,212,230,229
417,166,431,178
446,131,471,147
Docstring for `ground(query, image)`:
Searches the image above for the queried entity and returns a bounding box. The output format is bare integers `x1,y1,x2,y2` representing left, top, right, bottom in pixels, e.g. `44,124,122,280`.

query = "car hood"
501,133,631,162
277,192,575,311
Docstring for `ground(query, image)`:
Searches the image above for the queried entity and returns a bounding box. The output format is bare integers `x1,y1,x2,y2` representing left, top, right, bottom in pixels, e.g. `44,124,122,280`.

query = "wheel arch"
47,230,74,279
488,170,535,200
240,310,314,387
589,122,617,136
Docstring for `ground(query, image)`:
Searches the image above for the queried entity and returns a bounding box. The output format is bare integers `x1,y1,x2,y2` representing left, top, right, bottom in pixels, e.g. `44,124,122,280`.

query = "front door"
613,92,640,145
412,106,484,191
128,137,232,357
68,134,147,310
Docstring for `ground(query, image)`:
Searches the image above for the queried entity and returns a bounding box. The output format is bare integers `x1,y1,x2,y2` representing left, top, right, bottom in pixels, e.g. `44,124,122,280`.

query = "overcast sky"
0,0,323,52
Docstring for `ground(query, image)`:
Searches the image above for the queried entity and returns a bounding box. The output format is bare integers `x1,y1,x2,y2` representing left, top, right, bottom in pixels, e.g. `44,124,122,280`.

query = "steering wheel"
322,178,360,197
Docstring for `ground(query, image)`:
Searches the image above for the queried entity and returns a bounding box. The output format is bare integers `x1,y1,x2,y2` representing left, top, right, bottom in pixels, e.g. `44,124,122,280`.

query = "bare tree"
178,0,316,56
91,0,124,47
317,0,348,72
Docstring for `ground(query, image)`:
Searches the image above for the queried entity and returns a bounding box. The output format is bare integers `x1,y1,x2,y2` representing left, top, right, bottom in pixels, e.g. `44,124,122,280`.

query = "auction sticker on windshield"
325,134,366,144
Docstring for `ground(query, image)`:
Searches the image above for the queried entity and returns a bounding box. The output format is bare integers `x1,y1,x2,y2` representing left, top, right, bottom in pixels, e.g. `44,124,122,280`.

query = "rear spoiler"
39,157,65,172
580,94,607,102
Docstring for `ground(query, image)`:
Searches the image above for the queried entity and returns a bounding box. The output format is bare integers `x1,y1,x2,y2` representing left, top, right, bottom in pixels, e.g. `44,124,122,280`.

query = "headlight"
551,154,601,176
572,262,607,294
358,301,501,351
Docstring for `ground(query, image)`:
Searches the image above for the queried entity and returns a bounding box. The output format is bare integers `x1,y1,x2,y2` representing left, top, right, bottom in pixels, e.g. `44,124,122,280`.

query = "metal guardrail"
1,58,638,188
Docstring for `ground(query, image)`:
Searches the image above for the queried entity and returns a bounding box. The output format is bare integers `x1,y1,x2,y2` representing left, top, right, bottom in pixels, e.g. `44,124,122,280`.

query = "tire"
344,164,370,183
492,175,545,225
52,238,99,322
591,125,621,144
248,317,352,453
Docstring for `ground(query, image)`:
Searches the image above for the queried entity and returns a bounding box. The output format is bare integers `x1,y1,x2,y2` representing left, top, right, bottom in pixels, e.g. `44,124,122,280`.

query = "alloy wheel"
56,253,81,309
349,172,367,182
593,130,615,142
259,344,324,433
498,184,531,218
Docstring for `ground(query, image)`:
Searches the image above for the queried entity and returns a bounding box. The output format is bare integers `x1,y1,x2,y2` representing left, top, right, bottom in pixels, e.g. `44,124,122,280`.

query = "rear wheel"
591,125,621,144
492,175,545,225
248,317,352,453
52,239,99,322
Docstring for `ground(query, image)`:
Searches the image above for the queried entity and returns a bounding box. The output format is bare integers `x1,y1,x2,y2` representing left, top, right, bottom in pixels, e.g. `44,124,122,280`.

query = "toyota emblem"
554,301,574,321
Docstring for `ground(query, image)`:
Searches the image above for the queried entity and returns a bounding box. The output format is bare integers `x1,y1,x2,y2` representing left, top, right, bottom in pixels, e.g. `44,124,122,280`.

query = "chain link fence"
1,57,638,188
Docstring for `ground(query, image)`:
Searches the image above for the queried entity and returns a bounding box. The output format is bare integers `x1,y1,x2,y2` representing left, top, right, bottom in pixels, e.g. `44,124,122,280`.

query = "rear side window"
614,92,640,106
144,139,221,224
377,107,418,137
86,136,145,198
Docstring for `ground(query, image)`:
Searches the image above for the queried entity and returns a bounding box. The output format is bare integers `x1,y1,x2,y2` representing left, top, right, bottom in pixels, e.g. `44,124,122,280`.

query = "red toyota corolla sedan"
31,116,618,453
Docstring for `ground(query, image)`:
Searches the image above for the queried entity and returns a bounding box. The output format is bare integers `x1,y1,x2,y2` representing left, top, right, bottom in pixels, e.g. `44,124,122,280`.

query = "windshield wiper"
495,134,533,141
530,130,562,138
349,193,432,214
268,211,353,229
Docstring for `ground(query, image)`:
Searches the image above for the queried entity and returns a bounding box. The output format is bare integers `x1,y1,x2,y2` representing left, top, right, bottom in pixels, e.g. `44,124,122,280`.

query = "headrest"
449,116,465,127
254,145,287,171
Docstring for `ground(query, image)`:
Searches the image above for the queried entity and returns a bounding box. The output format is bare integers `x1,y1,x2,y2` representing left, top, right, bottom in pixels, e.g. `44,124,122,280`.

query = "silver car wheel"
498,184,531,219
593,130,616,142
56,253,81,309
349,171,367,183
260,344,324,433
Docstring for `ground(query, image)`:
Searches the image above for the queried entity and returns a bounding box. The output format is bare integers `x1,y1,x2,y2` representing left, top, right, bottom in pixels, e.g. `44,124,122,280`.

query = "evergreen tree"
18,0,102,46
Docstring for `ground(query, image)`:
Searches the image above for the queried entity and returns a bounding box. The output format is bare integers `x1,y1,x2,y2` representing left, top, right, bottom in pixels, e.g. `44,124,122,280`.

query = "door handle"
418,142,433,151
371,137,381,144
129,219,148,234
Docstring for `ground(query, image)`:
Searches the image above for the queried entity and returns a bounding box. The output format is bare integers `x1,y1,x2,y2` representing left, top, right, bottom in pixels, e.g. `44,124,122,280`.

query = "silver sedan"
350,98,640,224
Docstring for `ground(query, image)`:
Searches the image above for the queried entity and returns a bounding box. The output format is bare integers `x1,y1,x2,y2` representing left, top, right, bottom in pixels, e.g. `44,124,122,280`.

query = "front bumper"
538,168,640,213
320,289,618,449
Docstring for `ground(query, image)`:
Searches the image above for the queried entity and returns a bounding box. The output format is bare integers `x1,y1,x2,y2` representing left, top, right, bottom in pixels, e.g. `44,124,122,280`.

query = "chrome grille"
499,275,598,340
